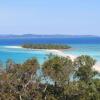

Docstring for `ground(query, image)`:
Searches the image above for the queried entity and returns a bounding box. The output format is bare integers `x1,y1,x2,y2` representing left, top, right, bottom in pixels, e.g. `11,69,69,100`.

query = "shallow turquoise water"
0,44,100,69
64,44,100,61
0,46,48,66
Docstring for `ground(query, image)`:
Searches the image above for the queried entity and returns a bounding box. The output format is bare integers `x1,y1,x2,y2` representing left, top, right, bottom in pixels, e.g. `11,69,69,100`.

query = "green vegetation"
22,44,71,49
0,55,100,100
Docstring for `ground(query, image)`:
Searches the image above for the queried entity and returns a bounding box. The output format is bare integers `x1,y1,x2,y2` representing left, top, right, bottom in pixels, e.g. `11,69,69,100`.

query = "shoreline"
45,49,76,60
3,45,100,72
93,62,100,72
4,46,76,59
3,46,23,49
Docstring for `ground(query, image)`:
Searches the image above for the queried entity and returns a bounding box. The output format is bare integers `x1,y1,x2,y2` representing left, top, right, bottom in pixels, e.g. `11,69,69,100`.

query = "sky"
0,0,100,35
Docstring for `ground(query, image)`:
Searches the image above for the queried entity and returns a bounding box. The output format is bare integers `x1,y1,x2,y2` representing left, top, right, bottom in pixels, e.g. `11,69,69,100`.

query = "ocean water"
64,44,100,61
0,37,100,45
0,37,100,68
0,46,48,66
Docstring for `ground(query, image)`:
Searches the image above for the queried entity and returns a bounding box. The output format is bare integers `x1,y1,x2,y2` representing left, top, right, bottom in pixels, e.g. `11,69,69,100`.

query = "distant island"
22,44,71,49
0,34,99,38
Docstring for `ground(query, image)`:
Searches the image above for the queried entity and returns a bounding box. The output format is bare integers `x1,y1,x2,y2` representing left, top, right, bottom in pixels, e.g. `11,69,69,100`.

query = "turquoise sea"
64,44,100,61
0,37,100,68
0,46,48,66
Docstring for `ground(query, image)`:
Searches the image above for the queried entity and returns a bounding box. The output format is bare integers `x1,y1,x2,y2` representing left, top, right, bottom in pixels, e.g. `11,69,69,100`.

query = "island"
22,44,71,49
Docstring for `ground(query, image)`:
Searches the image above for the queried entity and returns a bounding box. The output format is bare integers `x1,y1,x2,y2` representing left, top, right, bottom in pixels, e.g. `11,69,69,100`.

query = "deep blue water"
0,37,100,67
0,37,100,45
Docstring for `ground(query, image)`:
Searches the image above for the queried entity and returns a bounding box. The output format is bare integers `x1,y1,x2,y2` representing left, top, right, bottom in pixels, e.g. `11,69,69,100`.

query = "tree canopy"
0,55,100,100
22,44,71,49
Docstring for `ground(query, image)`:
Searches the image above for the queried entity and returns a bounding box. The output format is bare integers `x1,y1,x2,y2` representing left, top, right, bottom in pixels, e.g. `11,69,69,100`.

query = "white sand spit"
4,46,22,49
45,49,77,60
93,62,100,72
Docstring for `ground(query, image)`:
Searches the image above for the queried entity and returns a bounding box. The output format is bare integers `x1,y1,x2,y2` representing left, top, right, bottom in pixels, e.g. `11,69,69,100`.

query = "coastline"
4,45,100,72
45,49,76,60
4,46,76,59
4,46,23,49
93,62,100,72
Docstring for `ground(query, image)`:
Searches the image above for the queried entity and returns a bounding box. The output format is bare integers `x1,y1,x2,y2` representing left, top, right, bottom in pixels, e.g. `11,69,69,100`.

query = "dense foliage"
22,44,71,49
0,55,100,100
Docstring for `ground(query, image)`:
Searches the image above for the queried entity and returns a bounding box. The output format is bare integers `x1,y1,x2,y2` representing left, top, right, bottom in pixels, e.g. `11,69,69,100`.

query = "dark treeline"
22,44,71,49
0,55,100,100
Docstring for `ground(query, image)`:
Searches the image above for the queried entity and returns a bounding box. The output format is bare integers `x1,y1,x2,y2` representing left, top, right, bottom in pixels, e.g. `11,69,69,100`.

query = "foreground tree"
0,58,40,100
74,55,97,83
0,55,99,100
43,55,74,86
73,55,100,100
42,55,74,99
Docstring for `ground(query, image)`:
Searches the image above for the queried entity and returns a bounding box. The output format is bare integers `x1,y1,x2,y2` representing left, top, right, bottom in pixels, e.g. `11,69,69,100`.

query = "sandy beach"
93,62,100,72
4,46,23,49
45,49,76,60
